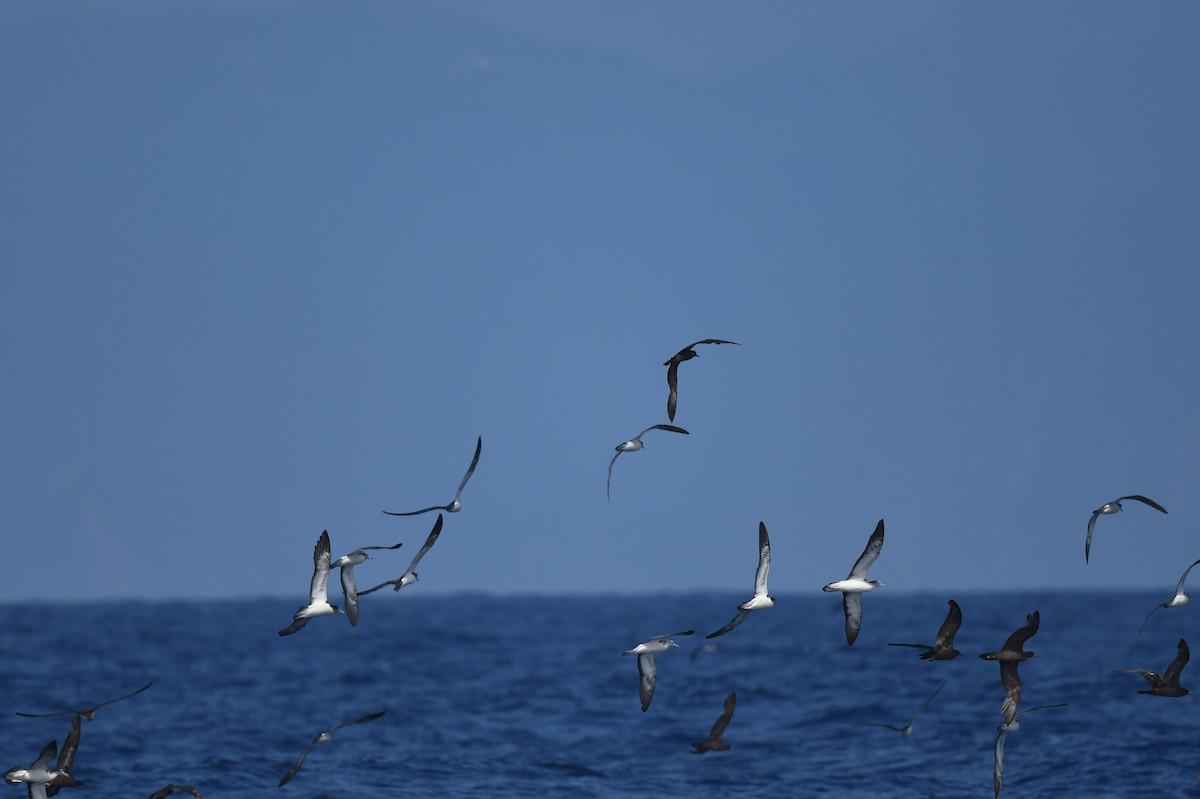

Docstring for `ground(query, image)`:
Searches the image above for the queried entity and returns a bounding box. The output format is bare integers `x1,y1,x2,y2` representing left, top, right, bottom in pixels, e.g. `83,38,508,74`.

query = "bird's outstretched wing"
706,610,749,639
848,520,885,579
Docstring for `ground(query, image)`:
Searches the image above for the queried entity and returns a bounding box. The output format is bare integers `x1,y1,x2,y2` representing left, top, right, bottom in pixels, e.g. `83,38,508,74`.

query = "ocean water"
1,591,1196,798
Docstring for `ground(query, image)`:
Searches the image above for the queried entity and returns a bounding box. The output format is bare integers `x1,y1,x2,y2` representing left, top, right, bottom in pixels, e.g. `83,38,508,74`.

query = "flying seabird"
707,521,774,639
3,741,60,799
663,338,739,422
278,710,387,787
45,716,84,797
623,629,694,712
993,703,1067,799
690,692,736,753
148,786,203,799
1085,494,1168,563
278,530,343,636
823,519,886,645
330,541,403,626
850,680,946,736
382,436,482,516
888,599,963,660
1115,638,1190,697
357,515,444,597
15,681,153,721
1131,558,1200,652
607,424,689,500
979,610,1040,724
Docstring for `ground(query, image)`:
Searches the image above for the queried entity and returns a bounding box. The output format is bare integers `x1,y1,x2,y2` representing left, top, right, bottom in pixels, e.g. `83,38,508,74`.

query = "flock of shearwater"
3,338,1191,798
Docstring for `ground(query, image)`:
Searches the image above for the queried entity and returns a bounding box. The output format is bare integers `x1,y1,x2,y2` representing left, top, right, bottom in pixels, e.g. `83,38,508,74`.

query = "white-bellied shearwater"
148,786,203,799
979,611,1039,723
15,681,153,721
1115,638,1190,697
330,541,403,627
707,521,774,639
357,514,444,597
44,716,83,797
690,692,736,753
623,629,694,712
823,519,886,645
607,424,689,500
278,530,343,636
4,741,60,799
383,436,482,516
888,599,963,660
278,710,387,787
1131,558,1200,652
851,680,946,736
1085,494,1168,563
993,703,1066,799
663,338,739,422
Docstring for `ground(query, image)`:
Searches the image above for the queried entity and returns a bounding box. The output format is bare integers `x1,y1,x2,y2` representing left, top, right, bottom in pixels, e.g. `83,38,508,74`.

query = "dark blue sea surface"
1,592,1197,798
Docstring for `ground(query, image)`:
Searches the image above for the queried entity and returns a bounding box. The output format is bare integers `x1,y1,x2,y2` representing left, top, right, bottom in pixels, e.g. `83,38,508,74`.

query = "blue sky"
2,2,1198,602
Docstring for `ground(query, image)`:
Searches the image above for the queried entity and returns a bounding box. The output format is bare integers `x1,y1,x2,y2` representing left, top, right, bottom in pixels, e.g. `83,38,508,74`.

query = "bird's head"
5,767,26,785
871,580,886,588
332,605,344,615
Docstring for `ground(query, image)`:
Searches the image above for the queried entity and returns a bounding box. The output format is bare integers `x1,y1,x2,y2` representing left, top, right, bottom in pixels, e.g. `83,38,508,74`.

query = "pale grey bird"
823,519,886,645
623,630,694,711
607,424,689,500
331,541,403,626
850,680,946,736
383,436,482,516
1085,494,1167,563
3,741,60,799
663,338,740,422
994,703,1067,799
358,515,444,597
707,522,774,639
690,692,736,753
278,531,342,636
1132,558,1200,652
278,710,387,787
15,681,153,721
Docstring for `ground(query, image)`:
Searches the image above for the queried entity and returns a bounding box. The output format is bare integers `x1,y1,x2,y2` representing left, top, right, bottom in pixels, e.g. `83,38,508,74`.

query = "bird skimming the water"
278,710,387,786
623,630,694,711
707,522,774,638
690,692,736,753
663,339,739,422
148,786,203,799
607,424,689,500
1085,494,1167,563
823,519,886,645
383,436,481,516
851,680,946,736
993,703,1066,799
